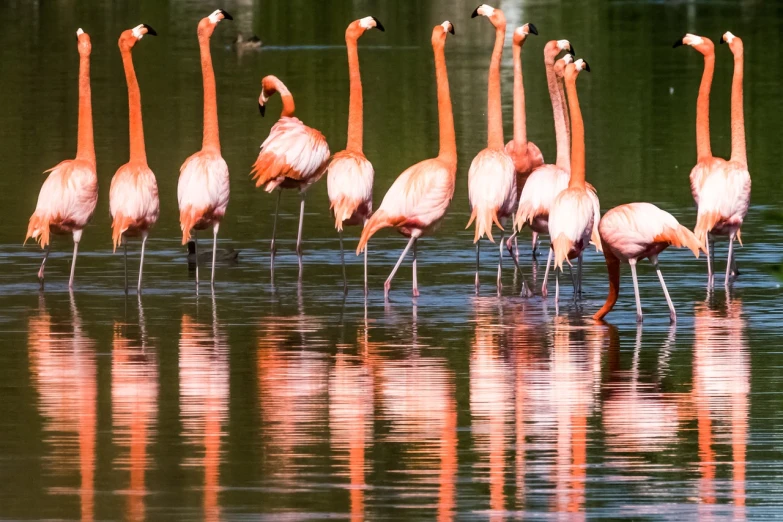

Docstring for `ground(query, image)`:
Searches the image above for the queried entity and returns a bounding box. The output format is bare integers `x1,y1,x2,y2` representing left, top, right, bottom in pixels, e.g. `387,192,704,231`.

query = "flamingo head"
471,4,506,28
554,53,574,78
199,9,233,36
347,16,385,39
76,28,91,56
119,24,157,50
432,21,455,47
673,33,714,55
565,59,590,82
720,31,743,56
513,23,538,46
258,75,291,118
544,39,575,64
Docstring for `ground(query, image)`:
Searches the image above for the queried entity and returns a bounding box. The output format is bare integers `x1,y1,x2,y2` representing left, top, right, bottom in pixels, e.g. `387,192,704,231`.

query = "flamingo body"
505,140,543,190
178,150,230,241
515,165,569,235
109,163,159,249
467,148,516,242
327,150,373,230
694,161,750,244
549,188,595,269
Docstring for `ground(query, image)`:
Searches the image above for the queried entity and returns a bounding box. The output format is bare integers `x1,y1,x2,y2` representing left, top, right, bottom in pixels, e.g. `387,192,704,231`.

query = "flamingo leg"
706,234,714,287
506,235,533,297
211,223,219,288
724,233,736,287
194,231,199,293
531,232,539,260
271,189,281,256
296,193,305,256
412,238,419,297
577,253,583,297
475,241,480,295
384,236,416,300
555,267,560,303
497,230,504,296
38,244,51,289
505,231,518,269
629,259,643,323
650,255,676,324
339,231,347,293
542,247,553,297
514,235,520,263
68,230,82,289
138,231,148,293
123,238,129,295
568,262,577,297
364,242,369,297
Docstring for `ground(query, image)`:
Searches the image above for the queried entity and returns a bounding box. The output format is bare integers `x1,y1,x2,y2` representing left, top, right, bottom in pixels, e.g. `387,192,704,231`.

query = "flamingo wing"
327,150,374,230
109,163,160,249
377,158,455,230
515,164,569,230
177,151,230,243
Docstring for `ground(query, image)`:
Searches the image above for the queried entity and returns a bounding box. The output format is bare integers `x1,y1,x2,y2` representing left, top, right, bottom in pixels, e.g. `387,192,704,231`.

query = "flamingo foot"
521,281,533,298
384,279,391,300
636,313,644,324
669,311,676,324
412,287,420,298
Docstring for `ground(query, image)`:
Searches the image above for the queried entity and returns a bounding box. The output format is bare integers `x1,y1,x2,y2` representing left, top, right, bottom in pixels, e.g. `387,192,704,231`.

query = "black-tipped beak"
143,24,157,36
528,23,538,36
220,9,233,21
372,17,385,32
449,23,455,35
672,35,686,48
568,44,575,56
583,61,591,72
258,103,265,117
719,35,725,44
471,5,481,18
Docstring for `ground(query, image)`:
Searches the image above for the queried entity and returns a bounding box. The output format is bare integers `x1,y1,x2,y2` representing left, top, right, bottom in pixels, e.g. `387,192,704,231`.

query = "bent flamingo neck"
120,48,146,164
730,51,746,166
565,74,586,189
76,53,95,165
593,247,620,321
199,34,220,152
487,25,505,150
696,52,715,161
434,42,456,167
546,56,569,170
345,35,364,153
512,41,527,145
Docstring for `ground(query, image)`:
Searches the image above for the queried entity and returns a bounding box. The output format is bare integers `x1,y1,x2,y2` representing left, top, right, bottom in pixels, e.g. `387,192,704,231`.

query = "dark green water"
1,0,783,519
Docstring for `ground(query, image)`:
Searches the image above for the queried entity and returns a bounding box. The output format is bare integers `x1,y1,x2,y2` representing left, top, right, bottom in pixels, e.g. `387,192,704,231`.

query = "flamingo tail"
356,211,390,255
693,210,723,250
25,214,51,249
111,213,133,252
179,206,204,245
466,206,501,243
551,234,573,271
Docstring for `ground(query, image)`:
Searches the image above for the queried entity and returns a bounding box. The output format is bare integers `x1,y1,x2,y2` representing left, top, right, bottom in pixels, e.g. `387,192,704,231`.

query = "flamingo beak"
143,24,157,36
372,17,385,32
528,23,538,35
220,9,233,21
258,103,266,117
673,34,686,48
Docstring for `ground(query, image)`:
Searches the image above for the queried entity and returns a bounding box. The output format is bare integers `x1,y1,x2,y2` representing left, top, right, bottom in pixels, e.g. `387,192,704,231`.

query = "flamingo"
547,59,597,302
466,5,526,296
25,29,98,290
252,76,331,258
355,22,456,299
326,16,384,294
592,203,702,323
178,9,232,291
109,24,160,294
504,23,543,261
674,33,750,286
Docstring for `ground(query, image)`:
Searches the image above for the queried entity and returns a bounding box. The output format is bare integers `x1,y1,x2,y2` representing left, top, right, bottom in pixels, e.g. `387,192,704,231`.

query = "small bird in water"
187,241,239,265
234,33,262,50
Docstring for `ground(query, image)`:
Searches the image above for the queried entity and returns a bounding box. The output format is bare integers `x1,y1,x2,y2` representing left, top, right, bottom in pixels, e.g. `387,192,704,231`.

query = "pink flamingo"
326,16,384,294
356,22,456,299
110,24,159,294
25,29,98,290
466,5,525,296
504,23,543,260
178,10,232,291
252,76,331,257
548,60,598,302
593,203,702,323
674,33,750,286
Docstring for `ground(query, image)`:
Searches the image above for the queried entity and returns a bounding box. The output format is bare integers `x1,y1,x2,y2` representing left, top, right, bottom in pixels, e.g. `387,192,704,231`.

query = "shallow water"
2,0,783,519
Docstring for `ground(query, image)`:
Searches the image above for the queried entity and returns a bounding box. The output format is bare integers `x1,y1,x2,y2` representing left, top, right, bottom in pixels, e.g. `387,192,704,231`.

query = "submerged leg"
475,241,480,295
505,231,518,269
68,230,82,289
339,231,347,293
38,244,51,289
706,234,713,287
531,232,539,260
138,231,148,293
507,235,533,297
497,230,504,296
363,221,369,296
542,248,553,297
271,189,281,256
629,259,643,323
384,236,416,300
555,267,560,303
194,231,199,293
577,253,583,297
514,235,520,263
651,255,676,324
211,223,219,288
412,238,419,297
568,262,577,296
724,233,735,287
296,193,306,256
123,238,129,294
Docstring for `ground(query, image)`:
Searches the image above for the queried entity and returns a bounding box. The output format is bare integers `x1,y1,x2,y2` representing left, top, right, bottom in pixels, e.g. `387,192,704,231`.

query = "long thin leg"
629,259,643,323
271,189,281,256
651,255,676,324
475,241,480,295
531,232,539,260
706,234,713,287
384,236,416,300
514,235,519,263
211,223,219,288
542,248,553,297
68,230,82,289
497,230,504,296
505,231,518,269
124,238,129,294
412,238,419,297
296,193,305,256
194,231,199,294
568,262,577,296
339,231,347,293
138,232,148,293
506,236,532,297
38,244,51,290
577,253,583,297
364,242,368,296
555,267,560,303
724,233,735,287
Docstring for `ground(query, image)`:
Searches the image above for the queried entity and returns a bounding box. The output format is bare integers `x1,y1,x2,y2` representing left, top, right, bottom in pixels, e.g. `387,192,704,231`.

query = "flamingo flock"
25,7,751,324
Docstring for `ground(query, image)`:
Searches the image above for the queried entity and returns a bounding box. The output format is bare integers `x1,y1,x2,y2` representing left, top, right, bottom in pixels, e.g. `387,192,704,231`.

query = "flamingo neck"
696,52,715,161
120,48,146,164
345,35,363,153
268,79,296,118
75,53,95,165
434,42,456,167
546,57,569,170
565,75,586,189
557,74,570,154
512,42,527,145
486,25,505,150
730,51,746,166
593,247,620,321
199,34,220,152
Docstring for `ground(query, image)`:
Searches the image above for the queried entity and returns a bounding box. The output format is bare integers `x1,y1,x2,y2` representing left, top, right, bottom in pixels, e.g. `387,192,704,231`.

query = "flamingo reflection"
112,297,157,522
28,293,96,521
179,295,229,522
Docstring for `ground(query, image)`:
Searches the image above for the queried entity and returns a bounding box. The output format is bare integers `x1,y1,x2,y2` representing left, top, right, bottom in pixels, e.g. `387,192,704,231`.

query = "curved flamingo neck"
557,73,570,152
198,34,220,152
433,42,456,167
76,53,95,165
546,57,569,170
512,41,527,145
487,25,505,150
730,50,746,166
120,48,146,164
565,75,585,189
696,52,715,161
345,34,364,153
266,79,295,118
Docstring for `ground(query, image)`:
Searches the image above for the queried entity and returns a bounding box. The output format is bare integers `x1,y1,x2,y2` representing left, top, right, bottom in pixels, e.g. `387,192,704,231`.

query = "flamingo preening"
178,9,233,291
25,29,98,290
109,24,160,294
356,22,456,299
326,16,384,294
